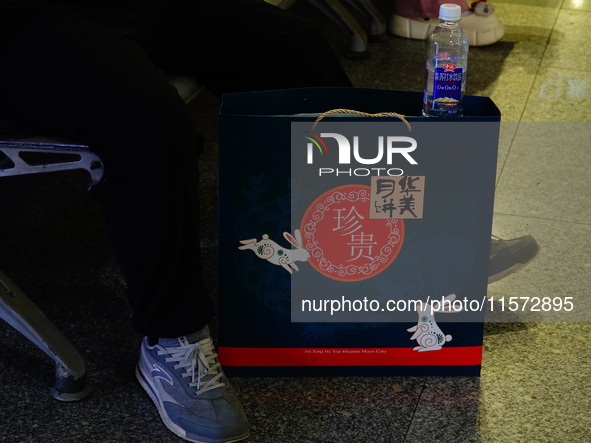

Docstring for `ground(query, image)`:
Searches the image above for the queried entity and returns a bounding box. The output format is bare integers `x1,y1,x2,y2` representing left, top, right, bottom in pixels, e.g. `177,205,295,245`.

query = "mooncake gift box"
217,88,500,376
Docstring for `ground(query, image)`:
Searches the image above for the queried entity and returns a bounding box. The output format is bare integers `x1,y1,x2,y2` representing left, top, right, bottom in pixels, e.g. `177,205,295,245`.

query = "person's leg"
0,3,214,339
1,3,350,441
0,5,251,442
126,4,352,441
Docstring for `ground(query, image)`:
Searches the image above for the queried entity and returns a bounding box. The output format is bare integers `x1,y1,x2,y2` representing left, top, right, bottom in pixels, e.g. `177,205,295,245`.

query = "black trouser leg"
0,1,351,337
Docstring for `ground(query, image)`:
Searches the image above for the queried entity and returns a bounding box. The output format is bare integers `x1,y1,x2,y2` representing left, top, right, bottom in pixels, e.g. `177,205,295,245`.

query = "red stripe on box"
218,346,482,367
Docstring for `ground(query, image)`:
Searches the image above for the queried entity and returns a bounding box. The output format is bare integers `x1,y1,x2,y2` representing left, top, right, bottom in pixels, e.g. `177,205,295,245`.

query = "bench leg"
307,0,369,56
341,0,387,39
0,269,91,401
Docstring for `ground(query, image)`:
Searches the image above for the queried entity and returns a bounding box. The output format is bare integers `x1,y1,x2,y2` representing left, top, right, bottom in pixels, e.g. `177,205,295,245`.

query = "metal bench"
0,75,201,401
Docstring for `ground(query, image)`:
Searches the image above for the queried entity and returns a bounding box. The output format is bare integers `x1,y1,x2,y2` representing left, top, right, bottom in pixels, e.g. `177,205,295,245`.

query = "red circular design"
300,184,404,282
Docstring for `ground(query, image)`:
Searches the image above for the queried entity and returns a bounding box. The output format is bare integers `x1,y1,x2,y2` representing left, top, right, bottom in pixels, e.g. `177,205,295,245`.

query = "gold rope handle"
312,108,412,132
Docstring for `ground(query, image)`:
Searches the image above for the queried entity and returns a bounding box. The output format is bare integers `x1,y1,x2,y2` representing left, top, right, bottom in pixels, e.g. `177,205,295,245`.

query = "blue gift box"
218,88,500,376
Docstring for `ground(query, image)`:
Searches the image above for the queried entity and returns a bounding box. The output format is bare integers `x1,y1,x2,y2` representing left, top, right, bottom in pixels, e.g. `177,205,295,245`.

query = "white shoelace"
159,337,225,395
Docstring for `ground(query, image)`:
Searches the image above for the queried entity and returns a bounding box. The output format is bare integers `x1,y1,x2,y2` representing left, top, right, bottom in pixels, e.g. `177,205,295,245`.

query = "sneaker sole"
388,14,435,40
136,364,249,443
462,24,504,46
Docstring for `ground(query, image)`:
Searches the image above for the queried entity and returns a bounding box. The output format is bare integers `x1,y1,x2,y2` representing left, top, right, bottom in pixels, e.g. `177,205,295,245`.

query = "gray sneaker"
136,334,250,443
488,235,539,284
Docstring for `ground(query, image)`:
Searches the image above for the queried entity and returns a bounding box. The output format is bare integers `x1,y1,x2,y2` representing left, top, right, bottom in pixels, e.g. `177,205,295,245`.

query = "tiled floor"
0,0,589,442
319,1,591,441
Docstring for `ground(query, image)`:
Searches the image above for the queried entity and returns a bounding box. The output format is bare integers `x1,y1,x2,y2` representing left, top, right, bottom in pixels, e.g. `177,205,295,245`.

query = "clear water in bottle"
422,4,469,117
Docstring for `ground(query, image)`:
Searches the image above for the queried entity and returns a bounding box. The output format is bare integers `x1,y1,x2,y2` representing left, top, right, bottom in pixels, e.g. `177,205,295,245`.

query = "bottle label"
432,63,463,114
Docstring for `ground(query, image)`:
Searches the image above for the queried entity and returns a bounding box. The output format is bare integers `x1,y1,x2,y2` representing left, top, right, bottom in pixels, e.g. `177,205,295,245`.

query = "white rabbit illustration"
407,293,463,352
238,229,310,274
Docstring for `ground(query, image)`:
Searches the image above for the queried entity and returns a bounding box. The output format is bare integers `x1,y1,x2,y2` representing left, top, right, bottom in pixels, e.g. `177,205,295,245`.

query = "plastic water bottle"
422,4,469,117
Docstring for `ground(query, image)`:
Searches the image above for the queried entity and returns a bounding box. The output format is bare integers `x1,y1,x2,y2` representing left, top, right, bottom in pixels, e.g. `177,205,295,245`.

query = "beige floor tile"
496,122,519,184
494,122,591,222
521,67,591,122
470,63,537,122
479,322,591,442
543,9,591,71
563,0,591,11
495,0,561,41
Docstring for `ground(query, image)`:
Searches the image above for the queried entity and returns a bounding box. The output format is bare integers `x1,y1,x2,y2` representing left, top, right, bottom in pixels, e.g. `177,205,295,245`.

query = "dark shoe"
488,235,539,284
